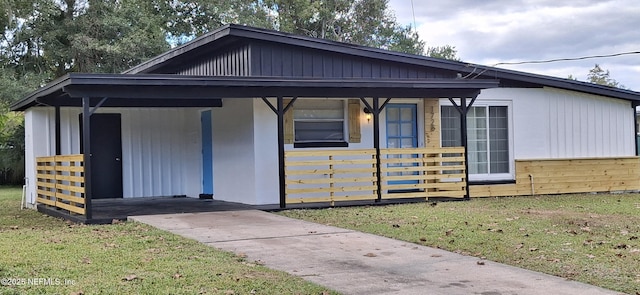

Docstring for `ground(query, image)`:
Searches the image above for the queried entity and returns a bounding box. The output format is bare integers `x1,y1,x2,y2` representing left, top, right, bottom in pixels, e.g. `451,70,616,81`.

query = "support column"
276,97,286,208
372,97,382,202
262,97,296,208
633,102,639,156
55,106,61,155
459,97,470,201
82,97,93,220
449,93,479,201
361,97,391,202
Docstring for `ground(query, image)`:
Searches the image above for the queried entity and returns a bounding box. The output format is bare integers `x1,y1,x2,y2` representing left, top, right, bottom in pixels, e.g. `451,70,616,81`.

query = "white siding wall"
24,109,53,206
253,99,279,204
478,87,635,159
212,99,258,204
24,107,202,202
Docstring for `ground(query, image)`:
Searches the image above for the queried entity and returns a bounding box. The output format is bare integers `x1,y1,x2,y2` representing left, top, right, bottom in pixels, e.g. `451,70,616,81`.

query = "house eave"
10,73,499,111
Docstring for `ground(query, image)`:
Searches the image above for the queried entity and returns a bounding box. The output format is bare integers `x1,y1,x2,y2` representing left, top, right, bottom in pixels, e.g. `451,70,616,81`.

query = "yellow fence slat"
36,196,56,206
285,149,376,157
286,176,377,185
52,166,84,173
55,201,85,215
55,194,85,204
285,167,377,175
56,184,85,195
285,159,376,167
287,185,378,194
37,182,57,189
54,175,85,183
36,189,56,198
382,192,429,199
53,154,84,162
428,190,466,198
286,195,378,204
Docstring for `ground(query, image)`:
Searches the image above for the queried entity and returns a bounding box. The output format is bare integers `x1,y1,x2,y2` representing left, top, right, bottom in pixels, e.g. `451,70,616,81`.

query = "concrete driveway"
129,210,623,295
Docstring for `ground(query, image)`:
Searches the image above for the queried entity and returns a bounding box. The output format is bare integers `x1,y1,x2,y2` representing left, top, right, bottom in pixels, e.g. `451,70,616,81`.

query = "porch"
19,74,499,223
35,146,466,223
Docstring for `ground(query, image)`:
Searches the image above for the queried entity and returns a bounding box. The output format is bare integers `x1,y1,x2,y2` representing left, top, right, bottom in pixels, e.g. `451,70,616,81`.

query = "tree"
3,0,171,79
426,45,460,61
261,0,425,55
587,64,623,88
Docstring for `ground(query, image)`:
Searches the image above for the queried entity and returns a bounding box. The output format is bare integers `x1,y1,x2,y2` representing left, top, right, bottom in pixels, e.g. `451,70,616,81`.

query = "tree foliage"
426,45,460,61
587,64,623,88
263,0,425,55
0,0,456,184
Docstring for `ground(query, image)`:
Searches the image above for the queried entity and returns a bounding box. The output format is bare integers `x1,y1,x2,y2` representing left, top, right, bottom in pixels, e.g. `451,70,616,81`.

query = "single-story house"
11,24,640,222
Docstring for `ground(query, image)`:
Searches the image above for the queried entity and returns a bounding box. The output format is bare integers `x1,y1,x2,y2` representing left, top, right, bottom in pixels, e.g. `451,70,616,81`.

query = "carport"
11,73,498,223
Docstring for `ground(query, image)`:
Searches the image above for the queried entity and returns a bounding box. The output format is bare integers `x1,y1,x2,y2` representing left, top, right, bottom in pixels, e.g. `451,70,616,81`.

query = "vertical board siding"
545,89,633,158
496,87,635,160
470,157,640,197
176,44,251,76
250,41,451,79
47,108,201,198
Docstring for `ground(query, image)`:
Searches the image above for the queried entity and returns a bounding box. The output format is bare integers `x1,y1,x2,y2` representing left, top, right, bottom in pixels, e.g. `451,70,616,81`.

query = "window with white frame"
294,100,345,142
441,103,512,180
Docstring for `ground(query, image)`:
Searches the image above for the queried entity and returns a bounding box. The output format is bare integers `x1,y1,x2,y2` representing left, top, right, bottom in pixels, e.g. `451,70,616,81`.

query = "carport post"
261,97,296,209
82,97,93,220
55,105,61,155
277,97,286,208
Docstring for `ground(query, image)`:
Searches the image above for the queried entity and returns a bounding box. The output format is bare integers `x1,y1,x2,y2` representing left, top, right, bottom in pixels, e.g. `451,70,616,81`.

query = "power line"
410,0,417,31
492,51,640,67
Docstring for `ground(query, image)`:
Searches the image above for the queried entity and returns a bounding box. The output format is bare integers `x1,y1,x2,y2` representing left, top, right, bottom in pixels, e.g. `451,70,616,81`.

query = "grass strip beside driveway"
0,187,337,295
280,194,640,295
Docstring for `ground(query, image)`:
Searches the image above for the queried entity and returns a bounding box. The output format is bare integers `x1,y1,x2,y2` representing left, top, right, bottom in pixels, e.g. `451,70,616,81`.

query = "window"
441,104,511,179
294,100,345,143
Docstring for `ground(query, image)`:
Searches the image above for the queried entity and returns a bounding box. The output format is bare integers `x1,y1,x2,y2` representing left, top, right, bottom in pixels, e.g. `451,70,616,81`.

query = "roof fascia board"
10,74,73,111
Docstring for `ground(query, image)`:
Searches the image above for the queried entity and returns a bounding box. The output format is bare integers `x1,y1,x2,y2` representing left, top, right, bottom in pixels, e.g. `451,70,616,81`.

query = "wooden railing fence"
285,147,466,204
36,155,86,216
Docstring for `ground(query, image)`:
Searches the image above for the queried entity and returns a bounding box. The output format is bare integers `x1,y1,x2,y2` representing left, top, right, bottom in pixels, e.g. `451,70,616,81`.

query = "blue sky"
388,0,640,91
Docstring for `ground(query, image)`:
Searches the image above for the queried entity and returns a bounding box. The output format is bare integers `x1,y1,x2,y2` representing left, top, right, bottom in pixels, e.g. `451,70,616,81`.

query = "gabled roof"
125,24,640,102
11,24,640,112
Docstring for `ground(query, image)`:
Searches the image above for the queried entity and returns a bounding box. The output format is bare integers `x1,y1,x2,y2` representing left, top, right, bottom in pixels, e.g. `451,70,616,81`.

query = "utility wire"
491,51,640,67
410,0,417,31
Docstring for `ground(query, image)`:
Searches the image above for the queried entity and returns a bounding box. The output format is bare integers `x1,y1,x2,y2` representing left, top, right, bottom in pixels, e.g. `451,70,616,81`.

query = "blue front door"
386,104,418,185
201,110,214,195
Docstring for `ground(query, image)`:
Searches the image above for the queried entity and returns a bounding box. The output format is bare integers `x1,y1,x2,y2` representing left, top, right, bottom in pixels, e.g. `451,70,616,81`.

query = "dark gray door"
80,114,123,199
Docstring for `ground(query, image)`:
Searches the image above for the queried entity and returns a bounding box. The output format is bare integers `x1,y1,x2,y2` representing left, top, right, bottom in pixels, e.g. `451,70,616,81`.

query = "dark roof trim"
123,24,640,101
11,73,499,111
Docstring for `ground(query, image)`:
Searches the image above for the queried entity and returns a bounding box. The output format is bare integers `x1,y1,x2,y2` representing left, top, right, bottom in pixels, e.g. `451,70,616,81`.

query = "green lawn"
0,187,336,295
280,194,640,295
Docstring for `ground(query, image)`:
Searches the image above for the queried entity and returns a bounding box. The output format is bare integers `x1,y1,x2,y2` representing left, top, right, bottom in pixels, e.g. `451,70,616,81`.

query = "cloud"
388,0,640,90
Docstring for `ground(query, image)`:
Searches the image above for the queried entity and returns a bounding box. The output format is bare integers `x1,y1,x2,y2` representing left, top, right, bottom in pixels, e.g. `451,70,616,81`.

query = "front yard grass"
280,193,640,294
0,187,336,295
